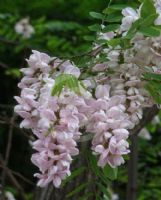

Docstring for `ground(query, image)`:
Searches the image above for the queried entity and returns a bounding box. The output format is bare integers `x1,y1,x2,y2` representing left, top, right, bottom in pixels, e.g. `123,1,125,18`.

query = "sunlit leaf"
107,38,121,47
51,74,80,96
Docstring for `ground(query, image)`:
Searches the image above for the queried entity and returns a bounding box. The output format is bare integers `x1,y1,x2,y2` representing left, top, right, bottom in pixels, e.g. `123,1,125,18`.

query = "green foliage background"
0,0,161,199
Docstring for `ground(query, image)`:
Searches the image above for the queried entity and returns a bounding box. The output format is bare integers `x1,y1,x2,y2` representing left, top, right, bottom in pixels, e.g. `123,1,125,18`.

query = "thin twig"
0,165,34,186
0,104,14,109
1,114,16,199
0,37,18,45
126,134,138,200
0,115,33,140
0,155,26,200
0,62,8,69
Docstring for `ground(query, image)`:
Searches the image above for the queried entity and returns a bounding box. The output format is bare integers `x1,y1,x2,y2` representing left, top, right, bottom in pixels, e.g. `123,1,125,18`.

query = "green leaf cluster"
126,0,161,38
51,74,80,96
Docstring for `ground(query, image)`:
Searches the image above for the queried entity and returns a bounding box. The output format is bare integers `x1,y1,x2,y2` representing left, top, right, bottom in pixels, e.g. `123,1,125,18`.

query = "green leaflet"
139,26,161,37
103,165,118,181
102,24,120,32
107,38,121,47
51,74,80,96
105,12,122,22
126,18,161,39
61,167,86,187
88,24,102,32
140,14,158,27
140,0,156,18
83,35,96,41
66,182,90,198
108,4,128,10
86,152,118,184
144,73,161,81
96,183,111,199
107,37,131,49
87,152,109,184
103,4,127,15
89,12,104,20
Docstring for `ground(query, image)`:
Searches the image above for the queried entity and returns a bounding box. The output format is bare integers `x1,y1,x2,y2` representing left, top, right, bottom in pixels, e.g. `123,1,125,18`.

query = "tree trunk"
126,134,138,200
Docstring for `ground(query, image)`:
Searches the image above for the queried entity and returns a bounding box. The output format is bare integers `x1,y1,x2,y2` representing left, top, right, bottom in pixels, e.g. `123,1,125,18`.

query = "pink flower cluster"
110,64,145,128
14,50,88,187
85,1,161,171
91,1,161,132
31,103,81,187
86,85,131,167
15,50,132,187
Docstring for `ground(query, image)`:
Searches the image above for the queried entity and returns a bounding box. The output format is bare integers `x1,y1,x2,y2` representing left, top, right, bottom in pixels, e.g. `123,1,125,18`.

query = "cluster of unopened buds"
15,0,161,188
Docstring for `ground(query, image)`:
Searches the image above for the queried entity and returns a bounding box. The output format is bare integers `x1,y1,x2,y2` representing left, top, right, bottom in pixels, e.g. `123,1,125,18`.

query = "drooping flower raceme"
87,85,131,168
14,50,89,187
